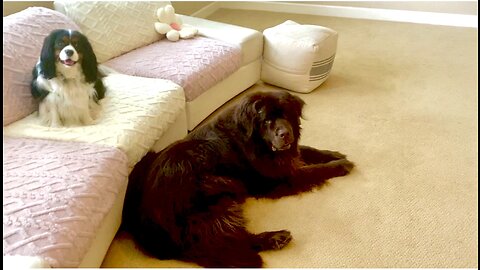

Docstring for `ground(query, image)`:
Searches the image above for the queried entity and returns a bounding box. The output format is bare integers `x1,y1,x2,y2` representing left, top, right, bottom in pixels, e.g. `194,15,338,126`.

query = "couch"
3,2,263,267
54,0,263,131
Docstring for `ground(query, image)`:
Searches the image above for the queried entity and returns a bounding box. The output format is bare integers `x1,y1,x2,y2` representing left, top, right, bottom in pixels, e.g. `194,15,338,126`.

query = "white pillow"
54,1,170,63
261,20,338,93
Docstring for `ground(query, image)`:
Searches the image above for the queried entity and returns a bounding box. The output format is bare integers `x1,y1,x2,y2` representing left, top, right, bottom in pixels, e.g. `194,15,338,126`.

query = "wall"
2,1,211,17
171,1,213,15
3,1,477,18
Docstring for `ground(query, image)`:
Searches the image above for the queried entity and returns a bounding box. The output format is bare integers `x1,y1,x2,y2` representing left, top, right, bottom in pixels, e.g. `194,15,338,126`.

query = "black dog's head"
38,29,99,83
234,90,305,152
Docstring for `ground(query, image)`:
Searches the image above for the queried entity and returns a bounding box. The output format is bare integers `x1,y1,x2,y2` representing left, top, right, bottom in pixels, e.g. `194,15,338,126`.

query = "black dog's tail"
122,149,193,260
122,139,224,260
121,151,181,259
127,215,183,259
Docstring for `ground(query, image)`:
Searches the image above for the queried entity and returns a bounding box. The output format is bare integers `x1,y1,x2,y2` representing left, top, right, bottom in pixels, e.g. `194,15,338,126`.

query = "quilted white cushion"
54,1,170,63
261,20,338,93
3,74,186,169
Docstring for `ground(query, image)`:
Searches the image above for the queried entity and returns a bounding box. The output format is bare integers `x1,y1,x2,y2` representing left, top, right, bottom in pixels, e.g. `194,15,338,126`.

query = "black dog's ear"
77,31,99,84
39,30,61,79
234,94,265,137
291,94,306,118
282,92,306,119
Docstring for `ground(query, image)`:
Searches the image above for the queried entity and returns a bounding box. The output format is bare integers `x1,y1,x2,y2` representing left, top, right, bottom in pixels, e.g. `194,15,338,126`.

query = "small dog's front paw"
329,159,355,175
80,116,94,126
41,117,61,128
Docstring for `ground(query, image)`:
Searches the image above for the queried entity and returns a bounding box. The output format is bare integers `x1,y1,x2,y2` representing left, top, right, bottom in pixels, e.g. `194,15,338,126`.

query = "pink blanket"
3,137,128,267
104,36,242,102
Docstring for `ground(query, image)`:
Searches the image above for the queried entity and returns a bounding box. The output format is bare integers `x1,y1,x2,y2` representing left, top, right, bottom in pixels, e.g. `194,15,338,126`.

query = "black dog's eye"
56,41,64,47
264,120,272,126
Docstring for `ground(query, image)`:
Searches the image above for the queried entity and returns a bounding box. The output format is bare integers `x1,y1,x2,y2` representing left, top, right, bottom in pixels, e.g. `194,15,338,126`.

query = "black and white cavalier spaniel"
31,29,105,127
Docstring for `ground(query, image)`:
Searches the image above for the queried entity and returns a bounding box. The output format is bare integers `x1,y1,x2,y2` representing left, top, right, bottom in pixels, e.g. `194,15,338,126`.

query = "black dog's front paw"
328,159,355,176
325,150,347,160
300,146,349,164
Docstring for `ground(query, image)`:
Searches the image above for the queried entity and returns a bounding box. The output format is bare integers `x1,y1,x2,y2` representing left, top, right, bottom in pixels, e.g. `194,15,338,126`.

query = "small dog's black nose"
65,49,74,57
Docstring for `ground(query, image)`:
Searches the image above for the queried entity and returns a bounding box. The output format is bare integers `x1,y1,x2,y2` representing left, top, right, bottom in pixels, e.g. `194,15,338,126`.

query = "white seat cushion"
261,20,338,93
180,15,264,66
3,74,186,169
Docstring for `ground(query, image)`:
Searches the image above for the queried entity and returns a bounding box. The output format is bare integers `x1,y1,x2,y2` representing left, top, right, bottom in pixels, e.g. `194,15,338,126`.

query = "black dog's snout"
65,49,74,57
274,119,293,142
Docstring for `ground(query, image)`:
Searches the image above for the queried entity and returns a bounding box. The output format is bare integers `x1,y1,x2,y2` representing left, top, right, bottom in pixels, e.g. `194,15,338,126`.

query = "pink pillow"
3,7,79,126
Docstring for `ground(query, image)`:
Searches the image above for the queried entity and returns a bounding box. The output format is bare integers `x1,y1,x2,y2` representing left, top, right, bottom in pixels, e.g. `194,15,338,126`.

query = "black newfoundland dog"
122,90,354,267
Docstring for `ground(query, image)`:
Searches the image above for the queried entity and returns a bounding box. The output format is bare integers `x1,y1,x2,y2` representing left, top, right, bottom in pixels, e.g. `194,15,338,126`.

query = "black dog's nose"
65,49,74,57
274,119,294,145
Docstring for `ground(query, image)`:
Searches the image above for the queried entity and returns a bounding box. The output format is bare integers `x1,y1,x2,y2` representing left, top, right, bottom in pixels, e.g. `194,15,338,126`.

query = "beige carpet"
101,9,478,268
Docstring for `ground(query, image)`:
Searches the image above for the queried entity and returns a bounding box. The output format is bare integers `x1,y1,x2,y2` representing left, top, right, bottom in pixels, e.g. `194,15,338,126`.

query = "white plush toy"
154,5,198,42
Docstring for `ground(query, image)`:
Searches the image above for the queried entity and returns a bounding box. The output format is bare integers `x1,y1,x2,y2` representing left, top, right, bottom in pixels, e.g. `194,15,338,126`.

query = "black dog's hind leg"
300,145,347,164
180,184,293,268
182,228,292,267
183,237,264,268
179,202,265,267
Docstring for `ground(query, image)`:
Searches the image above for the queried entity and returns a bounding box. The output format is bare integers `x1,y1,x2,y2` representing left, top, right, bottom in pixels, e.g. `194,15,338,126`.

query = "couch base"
152,107,188,153
78,179,127,268
186,59,261,130
77,111,187,267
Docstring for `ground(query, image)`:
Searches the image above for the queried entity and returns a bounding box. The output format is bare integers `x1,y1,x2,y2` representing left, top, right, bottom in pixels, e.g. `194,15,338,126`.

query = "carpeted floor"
101,8,478,268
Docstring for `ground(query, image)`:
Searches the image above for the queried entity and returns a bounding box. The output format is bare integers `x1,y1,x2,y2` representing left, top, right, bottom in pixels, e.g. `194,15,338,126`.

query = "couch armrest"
180,15,263,65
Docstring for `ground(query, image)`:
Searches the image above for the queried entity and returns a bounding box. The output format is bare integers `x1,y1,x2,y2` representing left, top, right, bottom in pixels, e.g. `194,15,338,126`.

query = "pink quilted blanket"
3,137,128,267
104,36,242,102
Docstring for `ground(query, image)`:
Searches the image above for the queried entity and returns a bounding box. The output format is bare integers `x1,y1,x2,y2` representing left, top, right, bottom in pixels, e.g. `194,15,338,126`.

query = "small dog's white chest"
50,79,92,106
38,77,97,127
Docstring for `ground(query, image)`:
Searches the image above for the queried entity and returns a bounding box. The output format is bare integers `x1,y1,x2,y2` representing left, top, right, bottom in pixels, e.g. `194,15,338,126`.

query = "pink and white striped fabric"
3,137,128,267
104,36,242,102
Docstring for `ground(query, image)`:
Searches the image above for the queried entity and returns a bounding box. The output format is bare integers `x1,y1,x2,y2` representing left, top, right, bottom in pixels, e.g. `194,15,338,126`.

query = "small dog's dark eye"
264,120,272,125
56,41,64,47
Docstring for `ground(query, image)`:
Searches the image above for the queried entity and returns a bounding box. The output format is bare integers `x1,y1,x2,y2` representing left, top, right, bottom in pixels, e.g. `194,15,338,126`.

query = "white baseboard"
194,1,477,28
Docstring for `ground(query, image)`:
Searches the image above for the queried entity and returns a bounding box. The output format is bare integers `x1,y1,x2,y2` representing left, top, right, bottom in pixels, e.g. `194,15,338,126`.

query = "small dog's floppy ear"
77,31,99,83
39,30,60,79
234,94,264,137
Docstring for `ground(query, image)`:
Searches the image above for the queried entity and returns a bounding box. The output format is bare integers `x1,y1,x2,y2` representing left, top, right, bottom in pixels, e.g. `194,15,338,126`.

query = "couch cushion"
54,0,170,63
3,74,186,169
104,37,242,102
3,7,79,126
180,15,264,66
3,137,128,268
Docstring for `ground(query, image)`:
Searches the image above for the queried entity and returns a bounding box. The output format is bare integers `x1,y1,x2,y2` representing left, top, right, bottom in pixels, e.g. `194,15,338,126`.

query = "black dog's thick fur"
122,90,354,267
